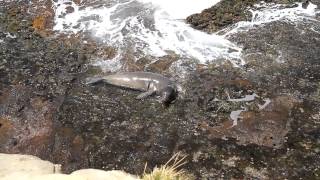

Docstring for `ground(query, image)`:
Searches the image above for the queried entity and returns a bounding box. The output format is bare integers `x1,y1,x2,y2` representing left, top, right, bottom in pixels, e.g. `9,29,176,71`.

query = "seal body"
86,72,177,104
101,72,172,92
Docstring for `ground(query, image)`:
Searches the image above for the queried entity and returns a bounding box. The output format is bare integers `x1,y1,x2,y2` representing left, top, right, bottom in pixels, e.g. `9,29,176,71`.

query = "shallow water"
222,2,319,36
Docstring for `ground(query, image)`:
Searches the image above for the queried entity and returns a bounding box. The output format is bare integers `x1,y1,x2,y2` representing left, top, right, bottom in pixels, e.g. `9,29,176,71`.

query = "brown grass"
142,152,194,180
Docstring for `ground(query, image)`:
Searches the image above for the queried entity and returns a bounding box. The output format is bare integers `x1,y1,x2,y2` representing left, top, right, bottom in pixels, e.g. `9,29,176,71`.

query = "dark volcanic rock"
187,0,256,33
0,0,320,179
186,0,308,33
0,1,86,160
0,86,56,158
199,95,298,148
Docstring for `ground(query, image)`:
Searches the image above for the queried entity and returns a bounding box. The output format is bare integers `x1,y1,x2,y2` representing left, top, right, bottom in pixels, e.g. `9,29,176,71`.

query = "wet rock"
101,47,117,59
146,55,179,73
199,95,298,148
122,53,143,71
65,6,75,14
1,0,320,179
186,0,255,33
73,0,81,5
52,127,88,173
32,15,51,31
0,86,55,159
0,1,87,164
29,0,55,36
135,57,152,71
186,0,303,33
54,64,297,176
0,117,14,145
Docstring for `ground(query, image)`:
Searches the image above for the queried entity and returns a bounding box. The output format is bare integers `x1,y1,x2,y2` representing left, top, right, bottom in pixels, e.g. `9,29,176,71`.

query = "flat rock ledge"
0,153,138,180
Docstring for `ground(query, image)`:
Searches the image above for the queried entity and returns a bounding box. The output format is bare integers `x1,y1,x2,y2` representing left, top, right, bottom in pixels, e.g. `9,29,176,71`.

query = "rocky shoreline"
186,0,317,33
0,0,319,179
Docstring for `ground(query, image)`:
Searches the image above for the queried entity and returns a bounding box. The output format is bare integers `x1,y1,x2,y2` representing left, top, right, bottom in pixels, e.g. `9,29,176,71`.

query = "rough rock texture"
186,0,313,33
0,0,320,179
0,1,86,161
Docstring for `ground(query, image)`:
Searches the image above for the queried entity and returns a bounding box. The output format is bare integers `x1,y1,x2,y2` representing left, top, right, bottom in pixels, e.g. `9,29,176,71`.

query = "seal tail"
85,76,104,85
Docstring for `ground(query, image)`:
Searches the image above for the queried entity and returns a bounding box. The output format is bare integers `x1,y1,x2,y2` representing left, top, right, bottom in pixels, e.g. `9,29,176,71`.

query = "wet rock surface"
186,0,315,33
1,0,320,179
0,1,86,161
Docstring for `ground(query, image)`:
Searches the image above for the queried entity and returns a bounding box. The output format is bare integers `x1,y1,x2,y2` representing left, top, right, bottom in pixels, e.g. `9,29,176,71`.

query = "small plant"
142,152,194,180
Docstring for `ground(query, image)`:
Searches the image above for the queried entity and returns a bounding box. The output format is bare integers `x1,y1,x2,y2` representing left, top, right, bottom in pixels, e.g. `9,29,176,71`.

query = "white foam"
137,0,220,19
223,2,319,36
52,0,242,71
91,53,123,72
251,2,318,24
52,1,319,72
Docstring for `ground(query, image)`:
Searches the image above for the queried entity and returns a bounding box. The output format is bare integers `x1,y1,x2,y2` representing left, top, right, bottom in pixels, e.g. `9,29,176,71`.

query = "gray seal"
86,72,178,104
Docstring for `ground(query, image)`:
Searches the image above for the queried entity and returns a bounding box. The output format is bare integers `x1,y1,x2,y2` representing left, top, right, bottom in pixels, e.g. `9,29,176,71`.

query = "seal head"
159,86,178,104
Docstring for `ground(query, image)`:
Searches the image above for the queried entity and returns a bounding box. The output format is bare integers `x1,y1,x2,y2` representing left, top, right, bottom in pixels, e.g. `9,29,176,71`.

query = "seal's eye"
160,86,177,104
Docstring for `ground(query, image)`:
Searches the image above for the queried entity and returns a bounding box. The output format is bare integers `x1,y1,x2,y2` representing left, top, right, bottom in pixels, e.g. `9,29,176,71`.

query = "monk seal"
86,72,178,104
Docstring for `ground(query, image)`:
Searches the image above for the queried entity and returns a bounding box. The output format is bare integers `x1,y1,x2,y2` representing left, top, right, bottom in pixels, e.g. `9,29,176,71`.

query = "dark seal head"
159,86,178,104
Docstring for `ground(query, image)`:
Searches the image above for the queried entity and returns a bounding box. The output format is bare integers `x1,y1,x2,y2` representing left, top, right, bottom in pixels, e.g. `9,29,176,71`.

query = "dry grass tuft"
142,152,194,180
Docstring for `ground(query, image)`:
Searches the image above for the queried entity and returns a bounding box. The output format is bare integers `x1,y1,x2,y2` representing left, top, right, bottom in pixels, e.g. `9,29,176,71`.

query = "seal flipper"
136,90,155,100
